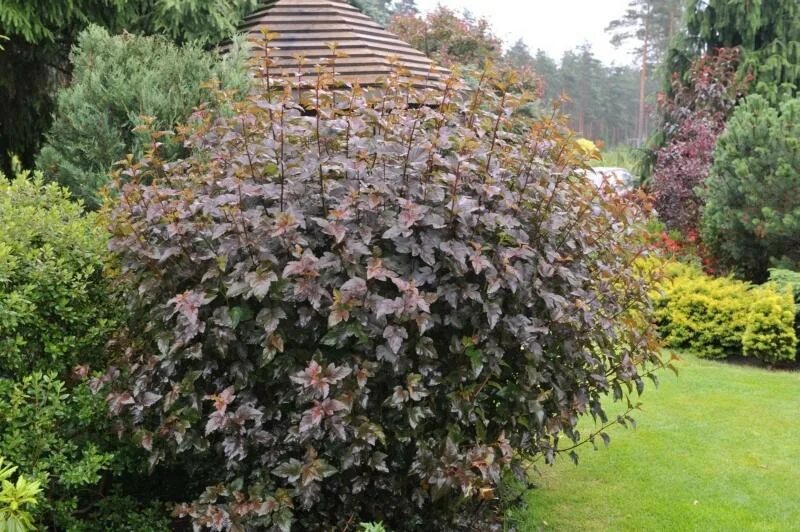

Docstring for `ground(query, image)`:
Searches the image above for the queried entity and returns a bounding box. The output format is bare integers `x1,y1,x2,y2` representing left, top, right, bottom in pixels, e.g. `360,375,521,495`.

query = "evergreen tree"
391,0,418,15
350,0,419,24
349,0,394,24
667,0,800,100
531,49,561,102
36,26,250,208
606,0,684,143
506,39,533,68
560,45,601,136
701,94,800,280
553,44,640,144
0,0,257,175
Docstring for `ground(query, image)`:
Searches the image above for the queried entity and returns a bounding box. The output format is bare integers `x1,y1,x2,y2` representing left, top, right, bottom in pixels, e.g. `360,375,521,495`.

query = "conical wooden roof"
237,0,449,88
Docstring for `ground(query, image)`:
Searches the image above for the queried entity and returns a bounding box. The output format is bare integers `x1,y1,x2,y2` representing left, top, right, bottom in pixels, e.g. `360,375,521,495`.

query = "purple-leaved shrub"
103,59,661,530
651,48,749,235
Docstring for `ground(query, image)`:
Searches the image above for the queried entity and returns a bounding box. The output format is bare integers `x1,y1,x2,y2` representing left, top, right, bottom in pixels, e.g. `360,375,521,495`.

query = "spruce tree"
667,0,800,100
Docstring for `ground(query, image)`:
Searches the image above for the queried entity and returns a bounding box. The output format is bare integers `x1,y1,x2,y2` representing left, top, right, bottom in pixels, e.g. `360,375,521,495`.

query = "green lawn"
513,354,800,531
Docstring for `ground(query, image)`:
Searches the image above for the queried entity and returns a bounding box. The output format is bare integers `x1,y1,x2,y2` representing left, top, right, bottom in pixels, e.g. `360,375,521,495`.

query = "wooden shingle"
237,0,449,88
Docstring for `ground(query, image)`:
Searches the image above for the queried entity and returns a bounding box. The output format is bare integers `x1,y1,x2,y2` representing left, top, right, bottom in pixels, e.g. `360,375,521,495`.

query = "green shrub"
37,25,250,208
768,268,800,354
655,263,798,362
768,269,800,303
654,266,751,358
0,175,167,528
742,288,797,364
359,522,388,532
105,67,661,529
59,493,170,532
0,175,113,376
700,94,800,282
0,373,114,527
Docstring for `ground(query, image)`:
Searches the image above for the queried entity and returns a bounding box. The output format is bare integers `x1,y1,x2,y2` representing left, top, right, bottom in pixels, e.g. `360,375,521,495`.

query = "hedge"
654,263,797,364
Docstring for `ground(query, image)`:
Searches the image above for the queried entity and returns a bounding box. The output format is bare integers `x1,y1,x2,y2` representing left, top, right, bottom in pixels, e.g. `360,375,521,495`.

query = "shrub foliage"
0,175,165,528
105,65,661,529
0,455,42,532
37,25,250,208
651,48,748,235
0,176,113,376
742,289,797,364
700,94,800,281
654,263,797,363
768,268,800,356
654,266,750,359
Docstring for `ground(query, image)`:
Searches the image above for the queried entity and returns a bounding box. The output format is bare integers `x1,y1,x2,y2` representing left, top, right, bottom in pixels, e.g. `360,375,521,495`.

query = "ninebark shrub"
104,65,661,530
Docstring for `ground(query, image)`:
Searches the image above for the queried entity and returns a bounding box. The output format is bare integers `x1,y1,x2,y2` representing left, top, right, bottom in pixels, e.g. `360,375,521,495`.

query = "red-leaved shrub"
104,62,661,530
652,48,750,234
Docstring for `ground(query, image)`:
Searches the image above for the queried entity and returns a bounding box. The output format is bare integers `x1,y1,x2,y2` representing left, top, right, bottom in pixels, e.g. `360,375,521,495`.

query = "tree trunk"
637,21,649,145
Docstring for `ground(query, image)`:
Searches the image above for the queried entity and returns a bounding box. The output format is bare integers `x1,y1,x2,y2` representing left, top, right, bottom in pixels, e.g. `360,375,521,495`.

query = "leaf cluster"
0,175,169,528
668,0,800,102
0,456,42,532
0,0,255,178
389,6,503,67
0,174,112,376
654,262,797,363
768,268,800,357
651,48,749,234
742,289,797,364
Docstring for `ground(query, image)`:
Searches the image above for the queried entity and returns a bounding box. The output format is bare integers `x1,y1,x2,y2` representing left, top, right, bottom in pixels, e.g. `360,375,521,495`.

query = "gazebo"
235,0,449,88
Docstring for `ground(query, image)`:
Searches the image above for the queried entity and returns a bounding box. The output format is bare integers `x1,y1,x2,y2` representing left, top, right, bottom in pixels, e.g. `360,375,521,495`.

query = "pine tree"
559,45,605,137
606,0,684,143
349,0,394,24
0,0,258,175
391,0,418,15
531,50,561,102
505,39,533,68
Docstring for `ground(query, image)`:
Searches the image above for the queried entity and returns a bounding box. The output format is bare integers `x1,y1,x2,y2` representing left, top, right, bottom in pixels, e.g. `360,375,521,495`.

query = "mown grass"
512,354,800,531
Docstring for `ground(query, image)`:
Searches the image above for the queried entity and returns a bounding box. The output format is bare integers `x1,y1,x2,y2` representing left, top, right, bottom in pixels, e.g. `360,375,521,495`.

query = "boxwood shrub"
0,175,168,529
767,268,800,358
105,68,662,529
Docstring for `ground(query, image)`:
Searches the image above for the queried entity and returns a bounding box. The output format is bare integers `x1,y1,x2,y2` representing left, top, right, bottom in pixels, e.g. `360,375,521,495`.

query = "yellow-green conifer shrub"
655,263,798,363
742,288,797,364
655,268,751,358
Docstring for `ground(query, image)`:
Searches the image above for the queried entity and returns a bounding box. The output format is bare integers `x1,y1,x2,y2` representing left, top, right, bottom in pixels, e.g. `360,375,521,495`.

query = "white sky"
415,0,637,66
